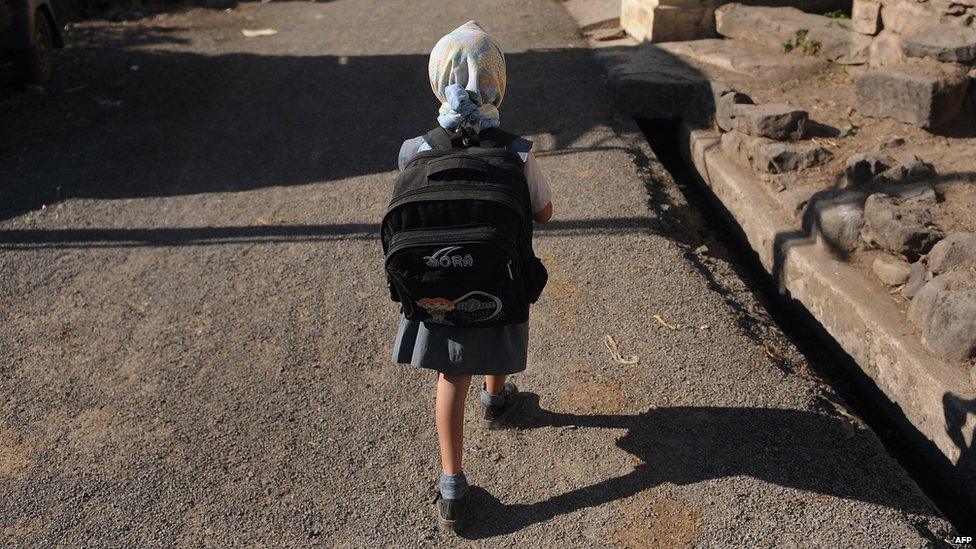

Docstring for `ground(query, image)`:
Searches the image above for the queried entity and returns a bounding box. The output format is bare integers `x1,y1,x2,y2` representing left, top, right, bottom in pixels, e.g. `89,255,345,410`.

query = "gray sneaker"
435,492,467,534
481,381,519,429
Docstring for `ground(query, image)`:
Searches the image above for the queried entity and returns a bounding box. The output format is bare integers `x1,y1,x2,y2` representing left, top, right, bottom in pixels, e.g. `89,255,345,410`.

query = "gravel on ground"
0,0,955,546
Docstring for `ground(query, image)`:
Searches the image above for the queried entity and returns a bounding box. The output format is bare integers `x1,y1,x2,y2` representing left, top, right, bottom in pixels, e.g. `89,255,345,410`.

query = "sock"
480,384,506,406
439,472,468,500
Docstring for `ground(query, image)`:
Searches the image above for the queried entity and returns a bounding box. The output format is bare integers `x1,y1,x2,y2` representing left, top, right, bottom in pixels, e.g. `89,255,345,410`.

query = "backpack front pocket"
386,227,528,326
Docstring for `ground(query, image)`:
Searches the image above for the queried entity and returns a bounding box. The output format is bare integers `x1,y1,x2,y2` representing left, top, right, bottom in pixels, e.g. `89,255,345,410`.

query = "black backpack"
381,126,547,327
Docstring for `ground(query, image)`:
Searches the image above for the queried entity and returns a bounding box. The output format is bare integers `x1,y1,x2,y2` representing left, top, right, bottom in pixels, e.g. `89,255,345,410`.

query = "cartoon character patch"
416,292,503,325
416,297,456,325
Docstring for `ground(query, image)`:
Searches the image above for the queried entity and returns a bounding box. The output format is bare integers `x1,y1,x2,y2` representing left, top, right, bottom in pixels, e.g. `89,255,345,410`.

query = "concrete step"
659,38,828,81
595,43,713,120
716,3,873,65
734,0,851,11
855,60,971,129
681,123,976,518
622,0,716,43
593,38,830,120
618,0,856,44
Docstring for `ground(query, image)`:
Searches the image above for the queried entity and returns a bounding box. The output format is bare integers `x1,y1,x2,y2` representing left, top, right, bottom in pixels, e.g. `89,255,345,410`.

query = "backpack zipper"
405,149,520,167
386,228,519,276
386,185,527,223
387,227,517,257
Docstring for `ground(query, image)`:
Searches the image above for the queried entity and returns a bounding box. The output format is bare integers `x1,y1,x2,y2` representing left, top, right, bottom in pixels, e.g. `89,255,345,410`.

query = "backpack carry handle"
423,126,518,151
425,156,491,178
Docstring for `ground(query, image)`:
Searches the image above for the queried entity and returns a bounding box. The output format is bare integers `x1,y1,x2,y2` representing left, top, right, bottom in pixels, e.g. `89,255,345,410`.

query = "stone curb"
566,0,976,519
680,123,976,508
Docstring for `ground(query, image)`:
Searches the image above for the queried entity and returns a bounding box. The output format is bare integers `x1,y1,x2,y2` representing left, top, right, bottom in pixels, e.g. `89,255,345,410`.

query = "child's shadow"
460,393,940,539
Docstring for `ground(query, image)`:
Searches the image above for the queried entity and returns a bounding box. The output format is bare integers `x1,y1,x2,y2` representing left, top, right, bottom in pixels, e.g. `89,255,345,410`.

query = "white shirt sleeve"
522,152,552,215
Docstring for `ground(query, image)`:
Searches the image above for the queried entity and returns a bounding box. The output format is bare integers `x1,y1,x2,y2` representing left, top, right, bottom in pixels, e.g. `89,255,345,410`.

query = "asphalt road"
0,0,956,546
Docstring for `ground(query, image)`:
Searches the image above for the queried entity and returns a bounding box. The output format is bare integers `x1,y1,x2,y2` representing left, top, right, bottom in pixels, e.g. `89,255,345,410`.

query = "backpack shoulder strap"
423,126,454,150
476,127,519,149
424,126,531,153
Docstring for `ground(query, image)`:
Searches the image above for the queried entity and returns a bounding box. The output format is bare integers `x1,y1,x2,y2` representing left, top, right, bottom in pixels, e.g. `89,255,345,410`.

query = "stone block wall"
862,0,976,67
622,0,851,43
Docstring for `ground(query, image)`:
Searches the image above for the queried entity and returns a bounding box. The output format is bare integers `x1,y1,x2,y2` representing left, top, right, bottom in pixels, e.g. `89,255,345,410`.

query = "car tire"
14,9,54,85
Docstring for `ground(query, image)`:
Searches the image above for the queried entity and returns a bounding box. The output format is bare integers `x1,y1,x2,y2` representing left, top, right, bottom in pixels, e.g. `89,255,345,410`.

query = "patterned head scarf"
428,21,506,131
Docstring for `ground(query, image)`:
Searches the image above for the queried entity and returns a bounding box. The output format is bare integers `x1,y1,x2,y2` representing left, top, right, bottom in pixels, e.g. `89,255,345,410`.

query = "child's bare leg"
484,375,507,396
436,372,472,475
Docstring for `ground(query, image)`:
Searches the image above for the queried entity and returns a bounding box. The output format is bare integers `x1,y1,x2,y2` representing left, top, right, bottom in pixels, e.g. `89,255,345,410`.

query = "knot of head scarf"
428,21,506,132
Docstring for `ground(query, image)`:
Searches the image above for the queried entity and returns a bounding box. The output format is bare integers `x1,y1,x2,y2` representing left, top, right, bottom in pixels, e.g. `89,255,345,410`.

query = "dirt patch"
743,66,976,236
2,515,43,543
556,378,630,414
67,406,117,452
534,249,585,328
0,428,32,479
605,493,703,549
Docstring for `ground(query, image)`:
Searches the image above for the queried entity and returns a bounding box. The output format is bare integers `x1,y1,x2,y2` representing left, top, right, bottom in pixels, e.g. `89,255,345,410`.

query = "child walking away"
381,21,553,534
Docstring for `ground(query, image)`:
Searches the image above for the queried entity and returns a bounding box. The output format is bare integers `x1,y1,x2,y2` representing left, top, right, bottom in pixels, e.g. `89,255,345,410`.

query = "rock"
873,137,906,152
715,87,754,132
881,0,951,36
971,68,976,114
925,289,976,362
653,5,716,43
737,0,854,10
780,184,822,215
909,271,958,326
862,193,944,261
729,103,808,141
761,171,798,192
621,0,656,42
721,130,833,174
844,152,895,185
884,182,939,204
903,24,976,63
844,151,934,186
806,24,874,65
969,67,976,114
586,28,629,41
908,272,976,362
852,0,881,35
708,79,734,130
596,44,710,119
876,153,937,182
622,0,714,43
869,30,907,67
928,233,976,276
660,38,827,81
854,61,970,129
903,259,929,299
716,4,825,49
802,189,867,253
935,0,975,17
805,120,841,138
873,254,912,285
715,4,872,64
708,79,735,103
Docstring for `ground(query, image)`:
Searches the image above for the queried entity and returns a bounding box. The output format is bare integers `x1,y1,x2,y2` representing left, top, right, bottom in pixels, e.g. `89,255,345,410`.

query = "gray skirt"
392,316,529,375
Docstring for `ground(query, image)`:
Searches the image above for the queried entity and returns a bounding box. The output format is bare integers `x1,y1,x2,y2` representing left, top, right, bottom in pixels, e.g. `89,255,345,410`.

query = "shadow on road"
1,45,608,221
0,216,661,249
943,392,976,520
460,393,944,540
